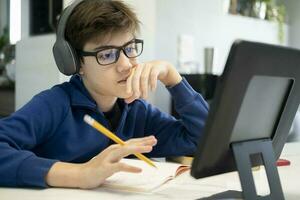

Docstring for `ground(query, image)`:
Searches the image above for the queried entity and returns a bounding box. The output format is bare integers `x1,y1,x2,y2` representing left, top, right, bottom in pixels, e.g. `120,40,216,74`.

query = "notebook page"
102,158,186,192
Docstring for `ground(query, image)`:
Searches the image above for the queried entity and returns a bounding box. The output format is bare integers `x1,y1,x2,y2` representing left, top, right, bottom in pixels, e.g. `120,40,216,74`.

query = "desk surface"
1,142,299,200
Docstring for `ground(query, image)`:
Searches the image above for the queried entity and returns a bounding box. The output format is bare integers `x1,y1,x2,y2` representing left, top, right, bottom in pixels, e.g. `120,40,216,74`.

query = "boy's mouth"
117,77,129,84
118,80,127,84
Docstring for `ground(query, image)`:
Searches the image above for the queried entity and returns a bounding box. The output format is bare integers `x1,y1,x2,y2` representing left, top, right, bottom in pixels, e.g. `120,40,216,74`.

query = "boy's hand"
124,60,182,104
78,135,157,189
45,136,157,189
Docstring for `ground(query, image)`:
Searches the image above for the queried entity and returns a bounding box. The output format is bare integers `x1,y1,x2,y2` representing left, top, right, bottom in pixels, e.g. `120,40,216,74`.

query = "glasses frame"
78,39,144,66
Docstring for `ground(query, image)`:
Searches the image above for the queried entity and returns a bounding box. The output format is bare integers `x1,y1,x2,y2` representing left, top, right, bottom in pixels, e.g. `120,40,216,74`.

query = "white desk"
1,142,299,200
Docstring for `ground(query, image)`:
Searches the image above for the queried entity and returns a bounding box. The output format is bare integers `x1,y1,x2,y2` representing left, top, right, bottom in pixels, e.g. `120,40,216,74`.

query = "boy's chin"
119,93,133,99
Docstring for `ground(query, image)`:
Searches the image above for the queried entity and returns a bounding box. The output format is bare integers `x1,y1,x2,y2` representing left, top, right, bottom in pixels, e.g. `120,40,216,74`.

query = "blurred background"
0,0,299,141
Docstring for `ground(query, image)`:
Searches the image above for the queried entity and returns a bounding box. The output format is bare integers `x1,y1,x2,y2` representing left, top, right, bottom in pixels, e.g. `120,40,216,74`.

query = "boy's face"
80,31,138,100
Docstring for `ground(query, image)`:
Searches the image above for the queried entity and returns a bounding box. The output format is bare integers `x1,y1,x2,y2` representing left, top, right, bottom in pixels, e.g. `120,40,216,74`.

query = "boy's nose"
116,51,133,72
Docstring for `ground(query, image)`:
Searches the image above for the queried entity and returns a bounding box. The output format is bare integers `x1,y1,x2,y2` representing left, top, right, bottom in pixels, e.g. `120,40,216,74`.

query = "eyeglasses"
78,39,144,66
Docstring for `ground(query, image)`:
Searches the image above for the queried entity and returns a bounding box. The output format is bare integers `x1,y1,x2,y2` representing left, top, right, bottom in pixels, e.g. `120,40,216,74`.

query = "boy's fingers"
131,64,143,98
149,68,159,91
108,145,153,162
125,65,142,104
124,95,137,104
125,139,157,147
126,67,136,94
127,135,156,143
140,64,151,99
126,136,157,146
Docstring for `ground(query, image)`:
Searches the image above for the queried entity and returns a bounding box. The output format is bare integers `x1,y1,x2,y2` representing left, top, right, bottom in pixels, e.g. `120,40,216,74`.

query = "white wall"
153,0,288,113
155,0,287,75
15,35,65,109
285,0,300,141
286,0,300,49
16,0,69,109
20,0,30,39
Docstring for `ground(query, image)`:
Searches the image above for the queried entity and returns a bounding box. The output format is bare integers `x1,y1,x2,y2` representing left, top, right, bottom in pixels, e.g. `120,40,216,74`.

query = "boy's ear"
79,67,84,75
79,57,85,74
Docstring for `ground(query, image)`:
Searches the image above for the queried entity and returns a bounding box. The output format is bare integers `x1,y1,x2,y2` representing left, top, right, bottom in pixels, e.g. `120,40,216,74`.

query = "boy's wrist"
160,63,182,87
46,161,84,188
74,163,87,188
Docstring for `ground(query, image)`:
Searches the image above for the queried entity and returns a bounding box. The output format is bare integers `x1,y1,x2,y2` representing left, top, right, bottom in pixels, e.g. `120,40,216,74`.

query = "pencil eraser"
276,158,291,167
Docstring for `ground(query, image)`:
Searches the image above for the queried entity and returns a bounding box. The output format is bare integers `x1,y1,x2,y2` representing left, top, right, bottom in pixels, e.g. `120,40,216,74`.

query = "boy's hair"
65,0,140,51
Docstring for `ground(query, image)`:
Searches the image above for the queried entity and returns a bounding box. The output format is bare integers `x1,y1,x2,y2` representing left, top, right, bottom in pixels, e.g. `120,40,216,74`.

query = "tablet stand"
199,139,284,200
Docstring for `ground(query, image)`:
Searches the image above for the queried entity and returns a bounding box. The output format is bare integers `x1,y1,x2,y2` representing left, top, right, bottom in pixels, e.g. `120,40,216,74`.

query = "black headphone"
53,0,84,76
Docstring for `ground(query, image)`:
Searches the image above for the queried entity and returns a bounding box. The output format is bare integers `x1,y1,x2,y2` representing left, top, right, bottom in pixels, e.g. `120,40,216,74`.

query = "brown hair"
65,0,140,51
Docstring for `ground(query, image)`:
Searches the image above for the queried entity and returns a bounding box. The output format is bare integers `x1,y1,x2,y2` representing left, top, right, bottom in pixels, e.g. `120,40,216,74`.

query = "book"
102,158,190,192
166,156,194,165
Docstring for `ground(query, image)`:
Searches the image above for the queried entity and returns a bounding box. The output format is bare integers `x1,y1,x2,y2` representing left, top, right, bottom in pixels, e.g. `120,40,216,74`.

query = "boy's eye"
98,49,117,61
103,53,113,59
125,46,134,53
125,45,137,56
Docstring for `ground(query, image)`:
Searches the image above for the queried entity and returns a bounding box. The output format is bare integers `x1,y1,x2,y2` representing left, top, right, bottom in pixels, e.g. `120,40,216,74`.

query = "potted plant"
229,0,286,44
0,27,9,71
0,27,15,88
265,0,286,44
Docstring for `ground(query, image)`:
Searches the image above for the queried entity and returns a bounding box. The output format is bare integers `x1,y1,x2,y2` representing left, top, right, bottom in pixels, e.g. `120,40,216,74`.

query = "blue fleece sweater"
0,75,208,188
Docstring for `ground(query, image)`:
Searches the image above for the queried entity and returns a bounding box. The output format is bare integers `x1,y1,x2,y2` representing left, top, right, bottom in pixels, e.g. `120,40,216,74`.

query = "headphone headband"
56,0,84,40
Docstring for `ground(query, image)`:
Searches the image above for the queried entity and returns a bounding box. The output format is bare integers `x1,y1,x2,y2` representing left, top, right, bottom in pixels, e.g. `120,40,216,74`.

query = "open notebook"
102,158,190,192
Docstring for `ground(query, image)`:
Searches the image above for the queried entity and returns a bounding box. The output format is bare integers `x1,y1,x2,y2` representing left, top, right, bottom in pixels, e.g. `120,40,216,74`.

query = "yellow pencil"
83,114,157,168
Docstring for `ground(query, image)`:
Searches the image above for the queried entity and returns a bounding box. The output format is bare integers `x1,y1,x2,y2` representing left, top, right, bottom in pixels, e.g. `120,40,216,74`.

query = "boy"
0,0,208,189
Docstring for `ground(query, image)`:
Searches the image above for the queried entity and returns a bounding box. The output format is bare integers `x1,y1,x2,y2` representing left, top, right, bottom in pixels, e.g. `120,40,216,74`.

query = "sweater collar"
68,74,97,110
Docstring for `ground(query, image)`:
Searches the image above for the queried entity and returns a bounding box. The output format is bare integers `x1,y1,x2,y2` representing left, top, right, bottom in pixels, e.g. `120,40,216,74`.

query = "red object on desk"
276,159,291,167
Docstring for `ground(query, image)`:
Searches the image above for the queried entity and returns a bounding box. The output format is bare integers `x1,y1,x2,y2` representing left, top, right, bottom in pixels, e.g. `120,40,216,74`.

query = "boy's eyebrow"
93,45,117,51
93,38,136,51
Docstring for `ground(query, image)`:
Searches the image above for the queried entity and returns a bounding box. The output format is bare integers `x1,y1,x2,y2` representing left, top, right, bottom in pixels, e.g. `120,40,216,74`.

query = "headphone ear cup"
53,39,80,75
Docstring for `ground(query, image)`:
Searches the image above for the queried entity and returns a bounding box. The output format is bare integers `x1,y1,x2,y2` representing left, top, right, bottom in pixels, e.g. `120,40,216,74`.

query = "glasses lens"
97,48,118,65
124,41,143,58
